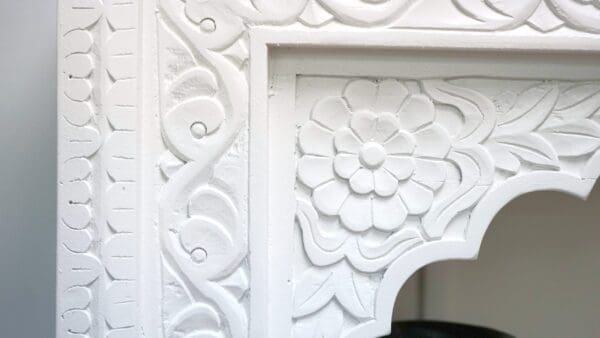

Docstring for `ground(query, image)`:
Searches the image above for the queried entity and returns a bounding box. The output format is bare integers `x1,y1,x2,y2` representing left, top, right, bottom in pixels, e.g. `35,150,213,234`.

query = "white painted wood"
57,1,600,337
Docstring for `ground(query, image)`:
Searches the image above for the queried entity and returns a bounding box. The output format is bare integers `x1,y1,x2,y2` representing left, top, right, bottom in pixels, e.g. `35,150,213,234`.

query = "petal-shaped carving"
397,179,433,215
413,124,452,158
384,131,415,155
296,198,424,272
373,168,399,197
384,156,415,180
350,112,378,141
299,121,335,156
349,168,375,194
298,156,335,188
374,113,401,143
334,153,361,179
344,79,378,112
334,128,362,154
339,195,373,232
372,195,407,231
412,159,447,190
311,96,352,130
312,179,351,216
397,94,435,132
373,80,409,114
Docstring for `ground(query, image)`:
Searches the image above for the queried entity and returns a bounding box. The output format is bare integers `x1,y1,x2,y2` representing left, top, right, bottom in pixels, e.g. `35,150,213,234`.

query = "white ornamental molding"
57,0,600,337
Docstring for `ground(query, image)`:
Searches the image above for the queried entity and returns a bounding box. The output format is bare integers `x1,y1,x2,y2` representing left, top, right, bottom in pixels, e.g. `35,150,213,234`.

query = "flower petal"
344,79,378,113
374,113,400,143
334,128,362,154
384,131,415,155
311,96,351,130
297,156,335,188
373,80,409,115
397,179,433,215
413,124,451,158
350,112,377,142
372,195,408,231
312,179,350,216
383,156,415,180
334,154,361,179
397,94,435,131
339,195,372,232
299,121,335,156
349,168,375,194
373,168,399,197
412,158,447,190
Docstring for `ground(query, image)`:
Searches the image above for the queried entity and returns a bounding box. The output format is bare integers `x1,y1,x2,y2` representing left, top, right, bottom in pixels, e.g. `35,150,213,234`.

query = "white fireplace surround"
57,1,600,337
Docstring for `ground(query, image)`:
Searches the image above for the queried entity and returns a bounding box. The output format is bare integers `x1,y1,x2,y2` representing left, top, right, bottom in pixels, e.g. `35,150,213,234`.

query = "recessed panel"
252,46,600,337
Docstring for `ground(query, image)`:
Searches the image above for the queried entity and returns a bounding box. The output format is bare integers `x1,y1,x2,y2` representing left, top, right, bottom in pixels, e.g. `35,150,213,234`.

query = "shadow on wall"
392,182,600,338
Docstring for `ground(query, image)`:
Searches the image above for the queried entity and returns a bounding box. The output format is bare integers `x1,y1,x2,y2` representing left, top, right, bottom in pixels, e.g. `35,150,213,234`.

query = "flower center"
359,142,386,169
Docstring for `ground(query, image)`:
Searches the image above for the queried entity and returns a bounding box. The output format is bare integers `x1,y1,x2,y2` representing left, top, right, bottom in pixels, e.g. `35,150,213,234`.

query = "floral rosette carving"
294,79,494,272
298,80,451,232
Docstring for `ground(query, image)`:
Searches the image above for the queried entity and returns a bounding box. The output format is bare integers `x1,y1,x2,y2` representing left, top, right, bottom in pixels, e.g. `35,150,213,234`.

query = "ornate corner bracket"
58,0,600,337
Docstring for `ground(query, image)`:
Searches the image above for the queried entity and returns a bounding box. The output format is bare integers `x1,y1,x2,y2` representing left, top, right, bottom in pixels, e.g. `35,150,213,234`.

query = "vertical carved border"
57,1,139,337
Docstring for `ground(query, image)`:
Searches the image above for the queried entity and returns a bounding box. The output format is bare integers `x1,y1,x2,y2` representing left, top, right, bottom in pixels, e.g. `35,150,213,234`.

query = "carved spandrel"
291,77,600,337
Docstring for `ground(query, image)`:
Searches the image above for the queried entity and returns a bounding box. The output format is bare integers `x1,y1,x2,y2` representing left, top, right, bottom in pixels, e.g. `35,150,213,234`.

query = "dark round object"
381,321,515,338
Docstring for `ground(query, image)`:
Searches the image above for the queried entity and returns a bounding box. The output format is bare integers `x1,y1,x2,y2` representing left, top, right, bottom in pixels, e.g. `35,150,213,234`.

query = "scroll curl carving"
157,6,249,338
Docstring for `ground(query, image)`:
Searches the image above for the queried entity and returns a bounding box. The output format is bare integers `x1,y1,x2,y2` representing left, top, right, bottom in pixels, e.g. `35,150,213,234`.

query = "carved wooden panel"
57,1,600,337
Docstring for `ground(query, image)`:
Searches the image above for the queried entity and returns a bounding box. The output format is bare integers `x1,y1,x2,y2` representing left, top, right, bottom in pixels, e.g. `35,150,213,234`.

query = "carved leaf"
496,83,558,135
293,263,373,320
451,0,540,29
293,268,336,318
553,83,600,120
540,120,600,156
422,80,496,144
165,303,222,337
486,134,559,173
334,270,371,319
292,302,344,338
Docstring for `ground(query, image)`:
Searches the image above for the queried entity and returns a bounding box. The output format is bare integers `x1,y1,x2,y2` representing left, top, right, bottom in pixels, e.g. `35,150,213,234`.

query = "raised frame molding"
57,1,600,337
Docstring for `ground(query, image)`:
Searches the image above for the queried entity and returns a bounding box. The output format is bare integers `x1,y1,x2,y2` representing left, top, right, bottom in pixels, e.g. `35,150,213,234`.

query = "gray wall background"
0,0,57,337
1,1,599,337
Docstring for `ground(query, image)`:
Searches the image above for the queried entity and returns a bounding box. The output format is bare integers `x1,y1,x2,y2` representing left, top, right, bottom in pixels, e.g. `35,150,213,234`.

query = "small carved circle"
199,18,216,33
359,142,386,168
190,122,208,138
191,247,208,263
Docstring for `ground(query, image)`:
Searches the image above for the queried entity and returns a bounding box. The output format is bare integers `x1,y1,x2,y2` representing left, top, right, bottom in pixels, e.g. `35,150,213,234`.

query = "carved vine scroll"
57,0,600,337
